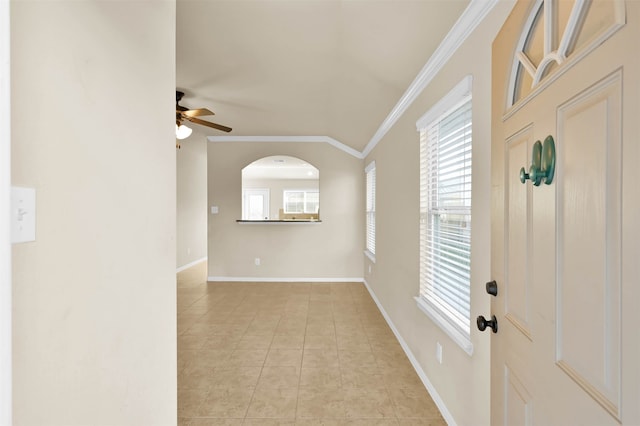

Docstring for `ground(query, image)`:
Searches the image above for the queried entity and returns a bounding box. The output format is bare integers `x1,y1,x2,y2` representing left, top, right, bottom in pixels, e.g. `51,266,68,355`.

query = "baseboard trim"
362,278,456,426
176,257,207,273
207,276,364,283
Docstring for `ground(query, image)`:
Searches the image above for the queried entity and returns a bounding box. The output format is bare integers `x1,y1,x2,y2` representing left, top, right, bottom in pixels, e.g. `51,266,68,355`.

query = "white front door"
490,1,639,424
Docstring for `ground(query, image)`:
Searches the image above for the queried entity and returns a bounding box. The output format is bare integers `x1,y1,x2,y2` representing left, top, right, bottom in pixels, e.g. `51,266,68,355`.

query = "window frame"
506,0,625,113
283,189,319,214
365,161,376,261
415,76,474,356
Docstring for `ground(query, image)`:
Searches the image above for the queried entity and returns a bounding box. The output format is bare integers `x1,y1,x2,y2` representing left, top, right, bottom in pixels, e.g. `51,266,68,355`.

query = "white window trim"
416,75,472,131
364,249,376,263
364,160,376,173
365,161,376,261
415,296,473,355
416,75,474,356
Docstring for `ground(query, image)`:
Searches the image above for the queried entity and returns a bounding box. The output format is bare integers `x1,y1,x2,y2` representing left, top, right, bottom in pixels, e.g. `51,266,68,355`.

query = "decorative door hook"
520,136,556,186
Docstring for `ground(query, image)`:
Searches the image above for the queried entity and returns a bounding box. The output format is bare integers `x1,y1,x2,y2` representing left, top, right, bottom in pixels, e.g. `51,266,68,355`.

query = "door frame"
242,188,270,220
0,0,12,423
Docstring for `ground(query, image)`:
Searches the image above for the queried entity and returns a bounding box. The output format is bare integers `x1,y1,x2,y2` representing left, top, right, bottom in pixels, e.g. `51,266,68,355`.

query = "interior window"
241,155,319,221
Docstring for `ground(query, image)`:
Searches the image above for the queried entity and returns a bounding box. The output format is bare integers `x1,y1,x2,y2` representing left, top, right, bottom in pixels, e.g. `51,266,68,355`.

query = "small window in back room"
283,190,319,214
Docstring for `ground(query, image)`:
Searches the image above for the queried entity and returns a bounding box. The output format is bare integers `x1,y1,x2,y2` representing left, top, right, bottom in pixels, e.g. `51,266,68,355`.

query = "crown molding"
208,135,363,159
361,0,500,158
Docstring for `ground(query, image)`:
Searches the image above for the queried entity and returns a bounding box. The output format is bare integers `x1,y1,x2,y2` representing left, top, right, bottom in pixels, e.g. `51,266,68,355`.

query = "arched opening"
241,155,320,221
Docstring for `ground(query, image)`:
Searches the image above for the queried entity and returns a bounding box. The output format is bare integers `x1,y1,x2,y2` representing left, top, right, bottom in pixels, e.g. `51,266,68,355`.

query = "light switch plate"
11,186,36,243
211,206,219,214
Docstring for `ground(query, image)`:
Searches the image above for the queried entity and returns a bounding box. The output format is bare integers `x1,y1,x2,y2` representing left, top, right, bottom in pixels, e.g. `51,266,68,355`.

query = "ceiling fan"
175,90,231,146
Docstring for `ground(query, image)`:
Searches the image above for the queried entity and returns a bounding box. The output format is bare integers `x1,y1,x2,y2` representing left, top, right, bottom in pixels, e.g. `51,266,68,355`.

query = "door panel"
491,1,639,425
556,71,622,416
505,129,533,338
505,365,533,426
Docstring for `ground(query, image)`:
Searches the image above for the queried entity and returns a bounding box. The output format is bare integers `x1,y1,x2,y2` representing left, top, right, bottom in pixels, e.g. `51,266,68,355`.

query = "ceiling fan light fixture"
175,90,232,134
176,124,192,140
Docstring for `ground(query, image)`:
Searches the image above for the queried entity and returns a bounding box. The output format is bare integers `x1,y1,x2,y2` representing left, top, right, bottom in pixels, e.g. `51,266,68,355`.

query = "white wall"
11,2,176,424
363,3,514,425
177,132,208,269
208,141,363,280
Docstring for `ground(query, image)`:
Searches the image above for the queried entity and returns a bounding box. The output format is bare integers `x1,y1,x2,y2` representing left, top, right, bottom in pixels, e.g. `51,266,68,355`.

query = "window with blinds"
365,162,376,256
418,89,472,342
283,190,319,214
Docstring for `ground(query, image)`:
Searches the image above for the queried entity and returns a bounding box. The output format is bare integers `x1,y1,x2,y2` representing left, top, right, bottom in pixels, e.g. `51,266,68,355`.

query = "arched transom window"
509,0,625,107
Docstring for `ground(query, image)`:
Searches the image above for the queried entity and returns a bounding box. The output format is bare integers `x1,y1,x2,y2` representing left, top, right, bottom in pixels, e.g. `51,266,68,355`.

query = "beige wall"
177,133,208,268
0,1,9,422
363,3,514,425
208,142,363,280
11,2,176,424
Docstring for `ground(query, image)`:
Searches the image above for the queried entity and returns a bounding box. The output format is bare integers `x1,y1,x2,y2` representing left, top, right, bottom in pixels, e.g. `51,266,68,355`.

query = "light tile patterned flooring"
178,263,446,426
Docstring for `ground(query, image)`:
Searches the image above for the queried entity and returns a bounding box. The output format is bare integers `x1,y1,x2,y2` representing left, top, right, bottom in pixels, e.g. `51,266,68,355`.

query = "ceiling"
243,155,319,180
176,0,470,153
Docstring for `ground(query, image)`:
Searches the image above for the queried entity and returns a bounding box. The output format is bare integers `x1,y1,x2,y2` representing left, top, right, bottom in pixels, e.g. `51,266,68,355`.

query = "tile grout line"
292,291,308,421
178,274,445,424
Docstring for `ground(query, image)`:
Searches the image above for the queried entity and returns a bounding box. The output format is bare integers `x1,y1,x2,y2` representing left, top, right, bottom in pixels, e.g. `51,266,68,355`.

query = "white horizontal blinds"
420,95,472,335
284,190,319,214
365,163,376,254
284,191,304,213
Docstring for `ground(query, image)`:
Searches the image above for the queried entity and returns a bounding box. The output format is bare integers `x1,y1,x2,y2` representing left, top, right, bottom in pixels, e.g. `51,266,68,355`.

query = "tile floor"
177,263,446,426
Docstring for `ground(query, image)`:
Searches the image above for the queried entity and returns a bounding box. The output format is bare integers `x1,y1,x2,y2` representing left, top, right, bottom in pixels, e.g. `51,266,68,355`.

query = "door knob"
486,280,498,296
520,140,542,184
477,315,498,333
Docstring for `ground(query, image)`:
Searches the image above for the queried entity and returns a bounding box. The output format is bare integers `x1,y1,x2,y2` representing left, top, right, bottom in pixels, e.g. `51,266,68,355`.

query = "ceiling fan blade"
176,105,189,112
182,108,215,118
186,116,232,133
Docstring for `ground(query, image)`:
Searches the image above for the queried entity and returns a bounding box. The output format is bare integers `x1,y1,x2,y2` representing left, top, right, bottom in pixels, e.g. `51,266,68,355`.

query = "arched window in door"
509,0,625,108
